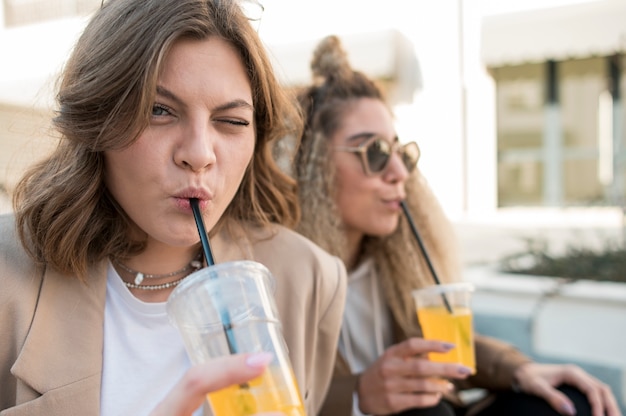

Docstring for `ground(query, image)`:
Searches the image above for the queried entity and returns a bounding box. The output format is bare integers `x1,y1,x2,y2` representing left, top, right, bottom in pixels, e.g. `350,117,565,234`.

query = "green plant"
498,238,626,283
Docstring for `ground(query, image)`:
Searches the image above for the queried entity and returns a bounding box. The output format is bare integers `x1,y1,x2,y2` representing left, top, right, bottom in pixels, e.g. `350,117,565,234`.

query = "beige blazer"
0,214,347,416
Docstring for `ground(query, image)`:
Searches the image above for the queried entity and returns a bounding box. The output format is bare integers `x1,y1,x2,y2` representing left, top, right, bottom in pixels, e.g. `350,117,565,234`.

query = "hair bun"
310,35,352,83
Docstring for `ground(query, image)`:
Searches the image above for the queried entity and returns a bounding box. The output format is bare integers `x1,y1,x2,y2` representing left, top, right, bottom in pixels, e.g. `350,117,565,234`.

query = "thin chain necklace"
114,252,203,290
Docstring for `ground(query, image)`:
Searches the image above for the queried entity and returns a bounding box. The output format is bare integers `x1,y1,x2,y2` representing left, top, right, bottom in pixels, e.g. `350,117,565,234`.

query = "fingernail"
441,342,455,351
561,403,576,415
458,366,473,375
246,352,273,368
446,382,455,391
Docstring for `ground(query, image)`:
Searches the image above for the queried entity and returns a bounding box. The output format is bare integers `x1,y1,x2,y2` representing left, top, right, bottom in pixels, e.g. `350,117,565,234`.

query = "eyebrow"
155,85,254,113
216,99,255,113
345,132,399,144
345,132,376,144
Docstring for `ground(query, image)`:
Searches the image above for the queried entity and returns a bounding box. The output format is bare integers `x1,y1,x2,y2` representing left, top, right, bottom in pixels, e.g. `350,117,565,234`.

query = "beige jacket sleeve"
318,353,357,416
245,225,348,415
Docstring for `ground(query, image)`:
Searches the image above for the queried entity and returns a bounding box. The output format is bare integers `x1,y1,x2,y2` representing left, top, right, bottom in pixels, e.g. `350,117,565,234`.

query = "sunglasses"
335,136,421,176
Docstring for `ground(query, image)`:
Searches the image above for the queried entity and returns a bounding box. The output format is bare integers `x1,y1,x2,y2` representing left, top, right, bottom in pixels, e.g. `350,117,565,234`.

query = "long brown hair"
294,35,462,336
13,0,302,279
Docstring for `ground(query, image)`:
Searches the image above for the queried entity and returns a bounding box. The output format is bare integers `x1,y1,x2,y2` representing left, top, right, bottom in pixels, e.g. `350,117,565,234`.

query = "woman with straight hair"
0,2,346,415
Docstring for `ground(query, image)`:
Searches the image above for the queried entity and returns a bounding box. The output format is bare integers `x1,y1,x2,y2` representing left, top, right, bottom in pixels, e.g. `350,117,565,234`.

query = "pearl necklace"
114,253,203,290
121,275,193,291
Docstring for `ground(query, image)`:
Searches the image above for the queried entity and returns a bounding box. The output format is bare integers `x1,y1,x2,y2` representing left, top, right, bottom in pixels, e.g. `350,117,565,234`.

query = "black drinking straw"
400,200,453,314
190,198,242,358
190,198,215,266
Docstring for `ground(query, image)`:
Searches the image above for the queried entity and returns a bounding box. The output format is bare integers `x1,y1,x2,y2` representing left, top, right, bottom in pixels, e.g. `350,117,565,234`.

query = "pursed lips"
380,197,404,210
172,187,213,211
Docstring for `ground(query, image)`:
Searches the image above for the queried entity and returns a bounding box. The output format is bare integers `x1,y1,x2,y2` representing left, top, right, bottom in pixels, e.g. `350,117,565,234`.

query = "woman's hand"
356,337,473,415
513,362,622,416
150,352,285,416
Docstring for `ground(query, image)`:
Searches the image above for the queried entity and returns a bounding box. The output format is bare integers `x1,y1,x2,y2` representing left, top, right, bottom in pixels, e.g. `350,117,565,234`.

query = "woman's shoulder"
217,221,347,305
245,224,346,287
251,224,347,325
254,225,342,267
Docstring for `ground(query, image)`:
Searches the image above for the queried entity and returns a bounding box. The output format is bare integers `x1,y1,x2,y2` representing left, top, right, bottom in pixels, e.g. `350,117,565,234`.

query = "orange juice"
207,365,305,416
416,305,475,373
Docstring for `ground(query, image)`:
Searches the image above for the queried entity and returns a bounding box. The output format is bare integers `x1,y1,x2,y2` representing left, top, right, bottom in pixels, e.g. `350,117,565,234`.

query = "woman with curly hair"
292,34,619,416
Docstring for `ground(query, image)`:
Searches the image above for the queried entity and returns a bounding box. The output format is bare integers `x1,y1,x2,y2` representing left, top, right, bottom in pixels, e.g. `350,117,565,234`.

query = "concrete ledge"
466,266,626,414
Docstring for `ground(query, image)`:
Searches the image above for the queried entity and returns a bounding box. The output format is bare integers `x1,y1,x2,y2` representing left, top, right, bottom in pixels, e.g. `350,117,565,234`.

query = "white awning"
481,0,626,67
266,29,422,104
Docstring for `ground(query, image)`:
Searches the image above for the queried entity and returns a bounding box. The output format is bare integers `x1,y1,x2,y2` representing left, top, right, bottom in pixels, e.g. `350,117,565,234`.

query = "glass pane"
563,159,604,205
494,63,544,206
497,159,543,206
495,64,544,151
561,58,610,206
560,58,604,149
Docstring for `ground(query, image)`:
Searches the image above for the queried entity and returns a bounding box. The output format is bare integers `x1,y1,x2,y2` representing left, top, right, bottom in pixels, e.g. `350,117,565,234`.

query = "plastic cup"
166,260,305,416
412,282,476,373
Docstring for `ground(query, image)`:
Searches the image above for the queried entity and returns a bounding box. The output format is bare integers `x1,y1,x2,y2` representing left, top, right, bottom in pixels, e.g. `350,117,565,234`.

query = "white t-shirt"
338,258,393,416
100,262,203,416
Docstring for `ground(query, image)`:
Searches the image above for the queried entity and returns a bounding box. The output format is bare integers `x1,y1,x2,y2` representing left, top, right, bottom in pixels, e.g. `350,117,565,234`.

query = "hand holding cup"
412,282,476,373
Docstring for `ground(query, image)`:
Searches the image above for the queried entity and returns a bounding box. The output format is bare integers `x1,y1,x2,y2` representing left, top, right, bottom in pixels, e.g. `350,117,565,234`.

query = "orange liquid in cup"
416,305,476,373
207,366,305,416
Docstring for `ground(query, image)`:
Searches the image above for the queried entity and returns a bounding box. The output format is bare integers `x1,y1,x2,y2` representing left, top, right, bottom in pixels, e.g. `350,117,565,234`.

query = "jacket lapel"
11,262,107,415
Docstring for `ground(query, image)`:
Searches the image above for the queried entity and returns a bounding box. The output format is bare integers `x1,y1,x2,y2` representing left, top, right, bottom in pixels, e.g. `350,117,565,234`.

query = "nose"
383,151,410,183
174,121,216,171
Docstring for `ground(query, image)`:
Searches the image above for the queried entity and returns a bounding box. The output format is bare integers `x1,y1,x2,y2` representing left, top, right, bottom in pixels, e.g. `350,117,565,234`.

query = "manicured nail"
445,382,455,391
245,352,273,368
441,342,455,351
458,366,473,375
561,403,576,415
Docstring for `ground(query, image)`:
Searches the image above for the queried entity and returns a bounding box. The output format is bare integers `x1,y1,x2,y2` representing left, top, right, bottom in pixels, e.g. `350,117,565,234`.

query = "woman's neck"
114,244,203,303
344,230,364,271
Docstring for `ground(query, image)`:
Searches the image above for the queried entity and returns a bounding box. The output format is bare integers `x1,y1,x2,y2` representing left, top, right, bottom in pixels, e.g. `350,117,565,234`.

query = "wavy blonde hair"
13,0,302,280
294,35,462,336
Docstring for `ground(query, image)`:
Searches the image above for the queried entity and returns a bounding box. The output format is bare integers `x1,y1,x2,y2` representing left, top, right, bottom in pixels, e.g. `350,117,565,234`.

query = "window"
494,63,544,206
494,57,625,207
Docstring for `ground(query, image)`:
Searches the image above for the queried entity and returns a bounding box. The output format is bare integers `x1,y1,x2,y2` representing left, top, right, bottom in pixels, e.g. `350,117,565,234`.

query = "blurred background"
0,0,624,411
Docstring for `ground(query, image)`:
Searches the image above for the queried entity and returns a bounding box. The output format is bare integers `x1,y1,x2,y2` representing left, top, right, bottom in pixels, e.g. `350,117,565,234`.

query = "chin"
369,223,399,238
